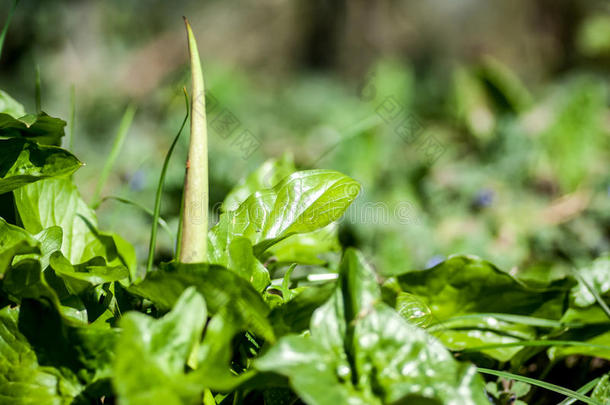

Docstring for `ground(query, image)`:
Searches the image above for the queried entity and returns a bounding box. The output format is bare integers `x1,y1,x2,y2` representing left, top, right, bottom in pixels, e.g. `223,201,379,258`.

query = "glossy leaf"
127,261,275,342
0,139,81,194
14,177,136,277
208,170,359,287
0,111,67,145
257,248,489,405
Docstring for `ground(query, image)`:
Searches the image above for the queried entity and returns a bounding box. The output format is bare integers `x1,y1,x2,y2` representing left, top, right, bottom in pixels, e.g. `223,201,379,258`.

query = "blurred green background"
2,0,608,277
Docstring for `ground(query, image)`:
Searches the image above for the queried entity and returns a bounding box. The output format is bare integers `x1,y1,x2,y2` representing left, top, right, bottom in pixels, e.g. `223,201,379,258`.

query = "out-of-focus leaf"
540,78,606,191
0,90,25,118
0,216,39,274
257,249,489,404
222,154,296,211
0,139,81,194
478,56,533,113
128,261,274,342
14,177,136,277
113,287,207,405
0,305,82,404
0,111,67,145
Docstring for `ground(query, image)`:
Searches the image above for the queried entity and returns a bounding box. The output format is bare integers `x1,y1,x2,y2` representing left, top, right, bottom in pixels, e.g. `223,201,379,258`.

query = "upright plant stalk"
178,18,208,263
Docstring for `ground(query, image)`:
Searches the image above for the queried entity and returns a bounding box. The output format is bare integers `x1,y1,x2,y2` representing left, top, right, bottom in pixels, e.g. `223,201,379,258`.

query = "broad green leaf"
395,255,571,321
208,170,359,284
257,249,489,405
430,316,537,362
128,262,275,342
0,111,67,145
50,252,129,286
113,288,207,405
0,306,82,404
391,255,571,361
0,89,25,117
226,237,270,292
222,154,296,211
0,217,39,274
13,226,63,270
0,139,81,194
14,177,136,277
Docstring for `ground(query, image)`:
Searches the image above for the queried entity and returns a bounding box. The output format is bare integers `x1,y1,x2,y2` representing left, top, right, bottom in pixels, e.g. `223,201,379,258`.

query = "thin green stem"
147,88,189,274
91,104,136,207
179,18,208,263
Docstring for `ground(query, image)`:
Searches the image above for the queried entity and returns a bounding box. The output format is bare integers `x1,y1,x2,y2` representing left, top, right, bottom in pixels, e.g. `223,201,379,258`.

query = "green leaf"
49,251,129,294
14,177,136,277
113,287,207,405
0,217,39,274
0,111,67,145
0,89,25,117
0,139,81,194
208,170,360,284
128,261,275,342
257,249,489,405
395,255,571,320
0,305,82,404
389,255,573,360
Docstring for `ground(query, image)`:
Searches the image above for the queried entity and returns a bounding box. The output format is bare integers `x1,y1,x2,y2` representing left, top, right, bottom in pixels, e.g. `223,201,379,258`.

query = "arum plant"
178,18,209,263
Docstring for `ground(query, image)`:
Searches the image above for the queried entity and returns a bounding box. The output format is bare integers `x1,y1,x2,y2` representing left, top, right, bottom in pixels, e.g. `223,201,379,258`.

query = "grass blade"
97,195,175,244
477,368,602,405
427,313,580,330
146,88,189,274
460,340,610,353
91,104,136,207
0,0,18,60
558,378,601,405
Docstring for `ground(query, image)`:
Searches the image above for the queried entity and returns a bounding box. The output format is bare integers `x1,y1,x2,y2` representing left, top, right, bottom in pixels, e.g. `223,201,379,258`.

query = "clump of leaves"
0,12,608,405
